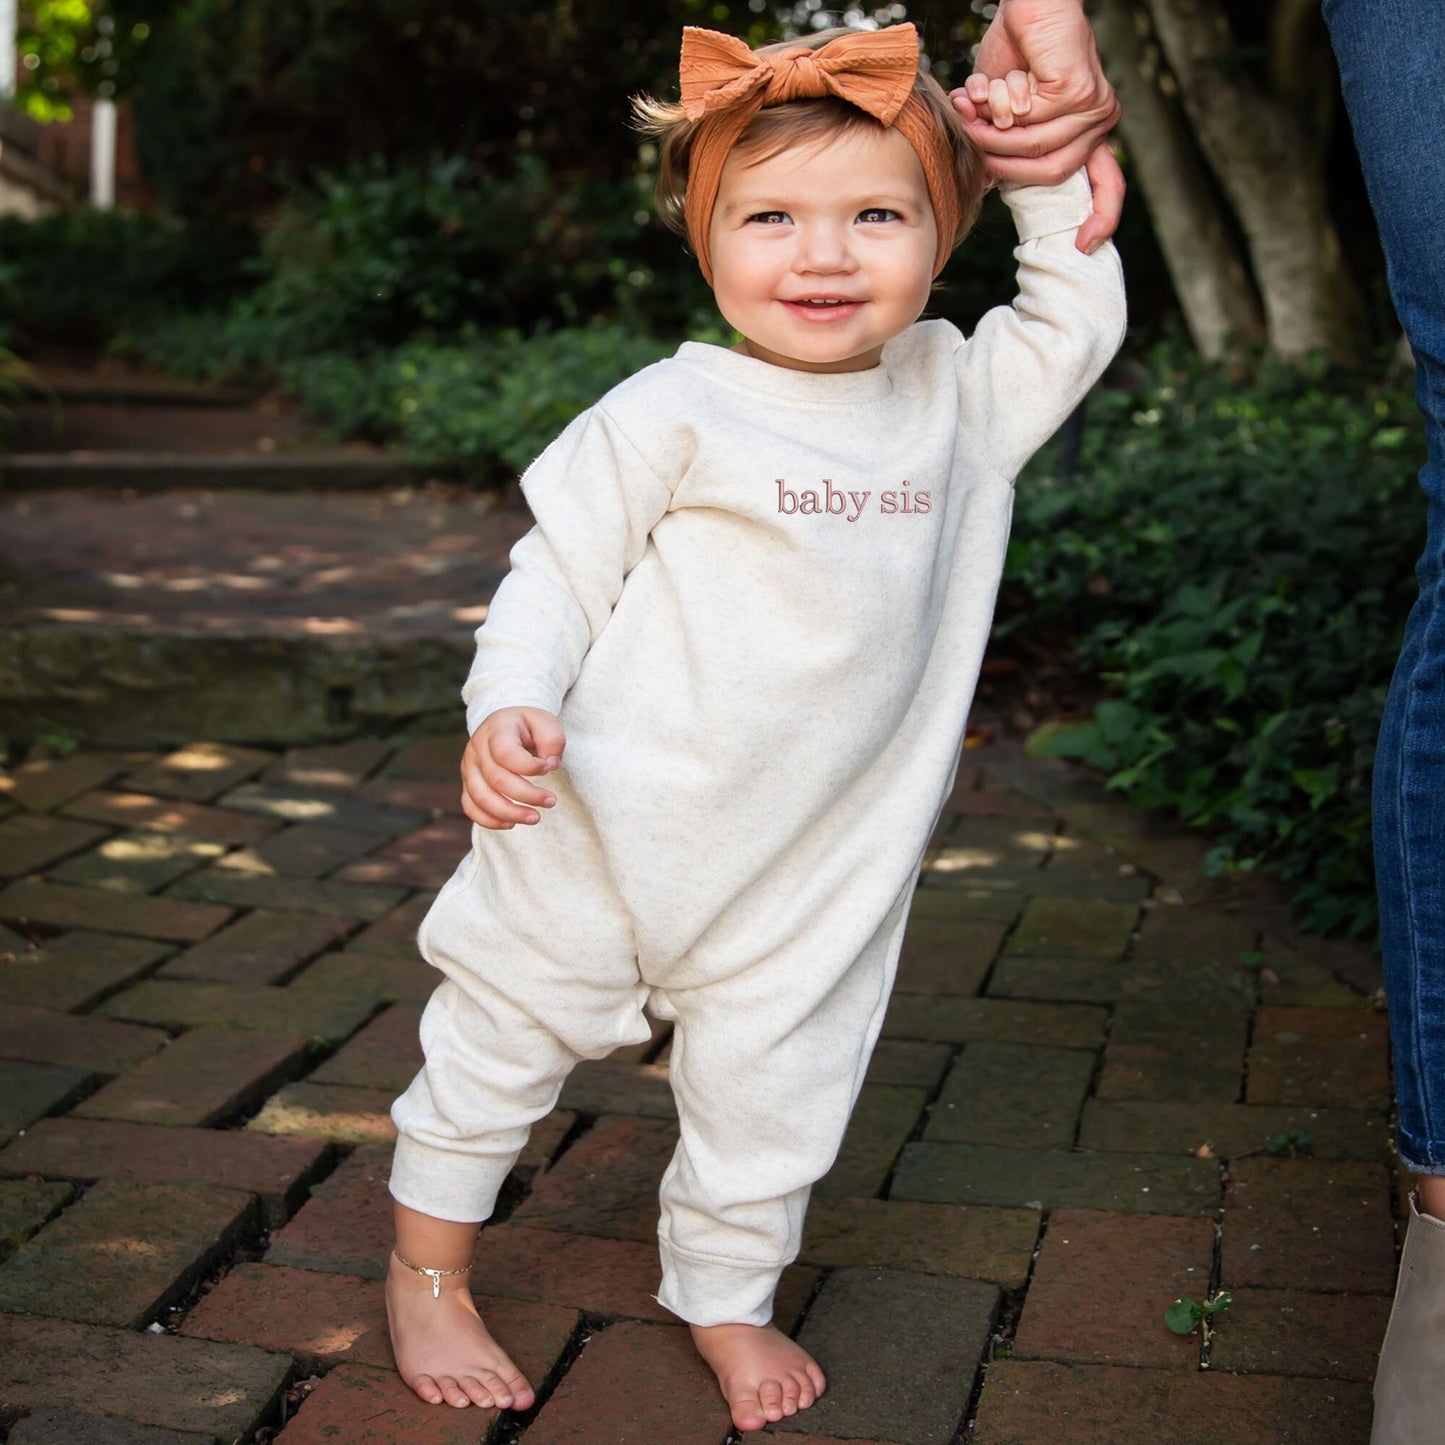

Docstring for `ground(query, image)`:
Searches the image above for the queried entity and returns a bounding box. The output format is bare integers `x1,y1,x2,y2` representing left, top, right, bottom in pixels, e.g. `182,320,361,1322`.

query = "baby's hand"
954,68,1035,131
460,707,564,829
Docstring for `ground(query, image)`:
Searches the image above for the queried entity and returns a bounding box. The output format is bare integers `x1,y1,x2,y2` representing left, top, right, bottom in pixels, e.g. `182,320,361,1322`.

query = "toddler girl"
386,20,1126,1435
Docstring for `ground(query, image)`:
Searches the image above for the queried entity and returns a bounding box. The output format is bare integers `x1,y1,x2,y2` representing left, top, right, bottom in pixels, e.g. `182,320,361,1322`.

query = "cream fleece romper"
390,169,1127,1328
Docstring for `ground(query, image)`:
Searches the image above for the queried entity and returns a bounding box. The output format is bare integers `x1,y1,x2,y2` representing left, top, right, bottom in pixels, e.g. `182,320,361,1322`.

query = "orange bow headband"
679,24,959,285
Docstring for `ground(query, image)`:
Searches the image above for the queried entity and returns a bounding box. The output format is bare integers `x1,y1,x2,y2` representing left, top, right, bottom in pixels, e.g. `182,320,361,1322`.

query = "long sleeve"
461,404,676,736
955,168,1127,483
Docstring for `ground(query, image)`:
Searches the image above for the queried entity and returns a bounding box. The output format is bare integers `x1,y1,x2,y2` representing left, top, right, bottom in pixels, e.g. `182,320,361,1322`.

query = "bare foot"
385,1252,536,1411
689,1321,826,1433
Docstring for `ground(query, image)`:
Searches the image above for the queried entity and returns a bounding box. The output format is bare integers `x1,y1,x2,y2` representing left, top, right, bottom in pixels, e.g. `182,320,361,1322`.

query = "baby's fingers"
461,751,556,829
985,71,1034,128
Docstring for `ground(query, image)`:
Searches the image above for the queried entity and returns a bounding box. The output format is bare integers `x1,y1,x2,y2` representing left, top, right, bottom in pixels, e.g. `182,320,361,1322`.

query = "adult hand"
950,0,1124,250
460,706,564,828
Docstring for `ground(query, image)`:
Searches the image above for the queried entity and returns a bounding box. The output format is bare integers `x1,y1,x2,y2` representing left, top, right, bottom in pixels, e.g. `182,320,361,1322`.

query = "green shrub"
0,209,256,347
284,325,676,478
1006,340,1424,935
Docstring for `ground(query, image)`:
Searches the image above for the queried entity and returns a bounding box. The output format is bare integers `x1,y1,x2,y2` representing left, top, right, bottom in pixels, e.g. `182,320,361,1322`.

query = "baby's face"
708,125,937,374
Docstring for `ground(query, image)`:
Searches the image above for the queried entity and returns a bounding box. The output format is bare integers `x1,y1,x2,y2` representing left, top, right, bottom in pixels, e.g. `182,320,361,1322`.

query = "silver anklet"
393,1248,472,1299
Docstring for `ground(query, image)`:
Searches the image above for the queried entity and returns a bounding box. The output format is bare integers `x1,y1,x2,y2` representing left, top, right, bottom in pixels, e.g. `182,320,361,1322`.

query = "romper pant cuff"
388,1133,514,1225
656,1235,782,1327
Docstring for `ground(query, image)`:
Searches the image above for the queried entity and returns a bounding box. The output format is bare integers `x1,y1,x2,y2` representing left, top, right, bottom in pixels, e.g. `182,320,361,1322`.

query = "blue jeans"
1324,0,1445,1174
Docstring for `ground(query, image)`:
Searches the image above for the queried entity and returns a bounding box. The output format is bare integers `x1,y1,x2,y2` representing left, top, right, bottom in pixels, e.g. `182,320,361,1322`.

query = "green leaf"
1165,1298,1203,1334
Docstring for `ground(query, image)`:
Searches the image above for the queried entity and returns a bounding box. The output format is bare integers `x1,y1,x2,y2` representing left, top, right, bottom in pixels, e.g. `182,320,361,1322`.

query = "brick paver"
522,1321,727,1445
1221,1158,1397,1293
121,742,274,802
799,1197,1039,1287
0,1180,73,1259
0,1117,327,1224
8,1405,215,1443
1011,1210,1213,1369
98,978,379,1038
0,933,170,1012
0,812,109,876
0,1313,290,1440
778,1269,998,1443
308,1001,422,1088
1096,999,1249,1102
0,879,232,941
0,754,128,811
50,831,227,895
1245,1005,1392,1106
923,1041,1094,1147
1078,1098,1390,1160
165,868,405,919
0,729,1395,1442
891,1141,1221,1214
974,1360,1373,1443
1,1060,95,1142
512,1114,677,1242
159,907,357,984
0,1005,169,1073
61,788,280,843
73,1026,312,1127
0,1178,256,1327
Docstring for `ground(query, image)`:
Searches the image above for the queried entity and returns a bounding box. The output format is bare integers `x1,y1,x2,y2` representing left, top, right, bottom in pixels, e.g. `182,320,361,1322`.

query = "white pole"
0,0,17,98
90,95,116,208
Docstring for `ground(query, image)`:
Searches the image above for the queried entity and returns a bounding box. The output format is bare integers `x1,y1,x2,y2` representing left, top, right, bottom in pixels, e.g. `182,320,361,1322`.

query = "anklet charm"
392,1248,472,1299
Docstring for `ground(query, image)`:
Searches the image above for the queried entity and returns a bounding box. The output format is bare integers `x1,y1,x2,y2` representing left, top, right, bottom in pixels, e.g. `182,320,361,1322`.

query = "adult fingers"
1075,143,1126,252
960,106,1117,162
1006,69,1034,116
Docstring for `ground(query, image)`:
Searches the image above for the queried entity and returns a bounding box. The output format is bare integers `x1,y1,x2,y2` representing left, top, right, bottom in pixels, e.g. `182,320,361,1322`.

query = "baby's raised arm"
954,168,1127,483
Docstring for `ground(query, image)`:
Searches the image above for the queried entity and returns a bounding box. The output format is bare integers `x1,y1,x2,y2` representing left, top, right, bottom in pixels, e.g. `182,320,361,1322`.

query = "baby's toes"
477,1368,519,1409
409,1373,446,1406
459,1375,497,1409
806,1361,828,1399
435,1375,475,1409
757,1376,785,1422
501,1369,536,1411
780,1374,804,1416
728,1389,767,1432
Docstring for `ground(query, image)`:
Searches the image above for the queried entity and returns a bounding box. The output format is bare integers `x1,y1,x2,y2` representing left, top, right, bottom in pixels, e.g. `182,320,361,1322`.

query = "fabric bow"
676,23,959,285
680,24,920,128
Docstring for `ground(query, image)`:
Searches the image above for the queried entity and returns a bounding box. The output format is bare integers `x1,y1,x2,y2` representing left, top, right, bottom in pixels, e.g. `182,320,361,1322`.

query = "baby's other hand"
461,707,564,829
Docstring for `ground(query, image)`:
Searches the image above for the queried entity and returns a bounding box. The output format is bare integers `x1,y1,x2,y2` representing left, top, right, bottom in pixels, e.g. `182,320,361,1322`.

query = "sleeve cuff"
999,168,1094,242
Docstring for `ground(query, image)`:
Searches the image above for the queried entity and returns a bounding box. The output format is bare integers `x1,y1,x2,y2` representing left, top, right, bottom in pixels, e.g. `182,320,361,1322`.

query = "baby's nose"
794,225,856,272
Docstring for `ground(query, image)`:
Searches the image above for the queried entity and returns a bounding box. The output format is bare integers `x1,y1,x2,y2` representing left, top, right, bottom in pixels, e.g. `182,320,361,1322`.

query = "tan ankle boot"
1373,1191,1445,1443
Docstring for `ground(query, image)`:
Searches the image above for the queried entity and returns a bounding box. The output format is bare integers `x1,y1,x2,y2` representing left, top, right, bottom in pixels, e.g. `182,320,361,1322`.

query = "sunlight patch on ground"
300,618,362,635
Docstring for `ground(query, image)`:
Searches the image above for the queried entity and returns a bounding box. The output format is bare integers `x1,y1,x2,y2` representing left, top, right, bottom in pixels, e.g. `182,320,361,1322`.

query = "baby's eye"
747,210,790,225
857,207,901,224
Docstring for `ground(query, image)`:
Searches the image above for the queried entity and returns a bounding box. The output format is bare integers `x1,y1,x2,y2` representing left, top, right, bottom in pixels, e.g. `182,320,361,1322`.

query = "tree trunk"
1091,0,1263,357
1142,0,1364,361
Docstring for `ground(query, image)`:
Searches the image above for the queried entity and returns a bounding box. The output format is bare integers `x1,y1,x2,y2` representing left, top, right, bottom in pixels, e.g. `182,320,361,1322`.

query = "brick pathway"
0,730,1395,1443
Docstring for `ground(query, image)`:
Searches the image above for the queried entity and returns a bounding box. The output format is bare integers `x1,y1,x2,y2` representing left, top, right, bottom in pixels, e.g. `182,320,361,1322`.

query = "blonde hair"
633,27,987,257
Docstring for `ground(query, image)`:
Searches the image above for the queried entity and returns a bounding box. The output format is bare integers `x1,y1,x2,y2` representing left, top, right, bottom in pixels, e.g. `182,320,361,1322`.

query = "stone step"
0,486,527,747
0,451,433,490
19,376,257,408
